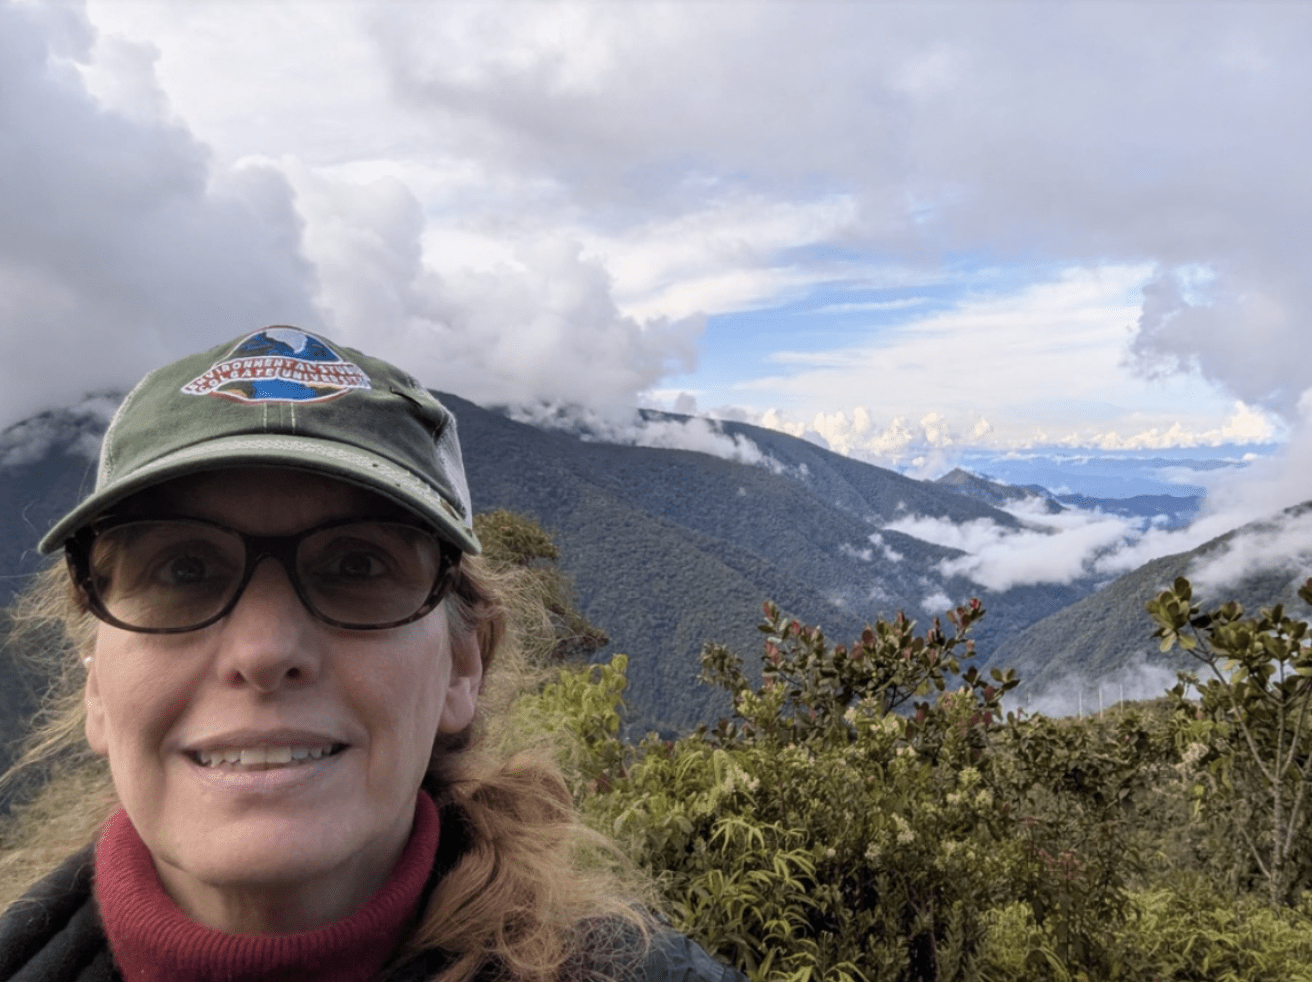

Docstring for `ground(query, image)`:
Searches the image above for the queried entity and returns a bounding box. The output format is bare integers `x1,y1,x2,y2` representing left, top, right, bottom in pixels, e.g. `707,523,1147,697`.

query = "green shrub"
1150,576,1312,906
503,512,1312,980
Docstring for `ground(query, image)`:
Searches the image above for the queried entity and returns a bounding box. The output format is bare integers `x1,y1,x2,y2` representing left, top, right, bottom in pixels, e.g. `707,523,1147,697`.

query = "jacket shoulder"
0,844,117,981
640,931,749,982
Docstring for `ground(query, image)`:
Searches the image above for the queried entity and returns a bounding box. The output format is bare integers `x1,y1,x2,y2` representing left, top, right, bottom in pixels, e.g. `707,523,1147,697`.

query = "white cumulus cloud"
1187,509,1312,599
887,502,1135,593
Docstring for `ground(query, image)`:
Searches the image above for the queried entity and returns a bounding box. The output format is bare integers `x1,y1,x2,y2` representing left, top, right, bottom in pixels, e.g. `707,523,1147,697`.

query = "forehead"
116,468,411,533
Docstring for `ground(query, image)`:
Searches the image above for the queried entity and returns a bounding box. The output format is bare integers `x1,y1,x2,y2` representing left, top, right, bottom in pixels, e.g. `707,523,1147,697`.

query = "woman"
0,328,745,982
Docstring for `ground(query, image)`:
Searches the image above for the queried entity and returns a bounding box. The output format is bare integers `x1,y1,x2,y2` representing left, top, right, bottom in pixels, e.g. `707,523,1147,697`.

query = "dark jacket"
0,845,745,982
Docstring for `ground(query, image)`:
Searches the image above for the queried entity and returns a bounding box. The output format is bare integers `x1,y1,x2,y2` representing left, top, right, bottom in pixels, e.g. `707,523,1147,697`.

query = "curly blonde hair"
0,551,653,982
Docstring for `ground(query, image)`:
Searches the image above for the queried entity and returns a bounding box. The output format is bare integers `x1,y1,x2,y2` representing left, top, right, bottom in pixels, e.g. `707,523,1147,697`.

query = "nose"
216,555,322,692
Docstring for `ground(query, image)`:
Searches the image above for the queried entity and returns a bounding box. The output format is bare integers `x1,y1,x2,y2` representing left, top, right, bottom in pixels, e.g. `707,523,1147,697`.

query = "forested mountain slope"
1,393,1090,737
996,500,1312,694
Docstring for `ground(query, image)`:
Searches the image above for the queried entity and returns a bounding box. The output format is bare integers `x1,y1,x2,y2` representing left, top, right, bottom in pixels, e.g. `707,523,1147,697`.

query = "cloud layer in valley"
1017,658,1183,719
877,392,1312,599
886,499,1137,593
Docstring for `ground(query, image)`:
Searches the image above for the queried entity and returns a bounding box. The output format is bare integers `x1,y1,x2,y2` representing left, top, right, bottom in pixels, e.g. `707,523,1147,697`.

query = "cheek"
90,628,193,763
367,626,453,773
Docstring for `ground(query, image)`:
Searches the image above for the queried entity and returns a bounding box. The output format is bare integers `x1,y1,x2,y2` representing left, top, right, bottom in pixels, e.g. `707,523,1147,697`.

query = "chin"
180,824,363,887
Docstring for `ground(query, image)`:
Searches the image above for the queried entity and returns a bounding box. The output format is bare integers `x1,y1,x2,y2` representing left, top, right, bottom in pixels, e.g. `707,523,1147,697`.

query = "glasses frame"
65,514,461,634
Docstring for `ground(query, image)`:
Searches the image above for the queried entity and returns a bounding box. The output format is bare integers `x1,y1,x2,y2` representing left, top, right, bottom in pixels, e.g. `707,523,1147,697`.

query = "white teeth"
195,744,337,768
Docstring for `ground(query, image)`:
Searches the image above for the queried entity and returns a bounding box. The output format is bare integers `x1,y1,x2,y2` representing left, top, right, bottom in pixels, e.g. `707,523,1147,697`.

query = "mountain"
1052,492,1202,529
0,393,1098,747
931,467,1204,530
437,395,1096,732
996,501,1312,695
0,397,119,627
934,467,1065,514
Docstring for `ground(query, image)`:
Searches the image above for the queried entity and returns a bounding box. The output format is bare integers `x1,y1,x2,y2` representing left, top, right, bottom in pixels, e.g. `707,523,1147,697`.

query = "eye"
324,549,389,580
300,522,438,597
150,545,233,589
88,520,243,608
161,552,209,586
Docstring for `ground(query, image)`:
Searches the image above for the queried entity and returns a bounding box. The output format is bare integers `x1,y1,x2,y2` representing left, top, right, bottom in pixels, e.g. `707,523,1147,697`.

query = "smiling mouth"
189,744,347,769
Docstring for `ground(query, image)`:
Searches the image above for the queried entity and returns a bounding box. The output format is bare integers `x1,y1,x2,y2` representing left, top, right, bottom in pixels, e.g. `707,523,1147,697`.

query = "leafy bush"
501,511,1312,980
519,601,1312,979
1150,576,1312,906
524,600,1038,980
1119,883,1312,981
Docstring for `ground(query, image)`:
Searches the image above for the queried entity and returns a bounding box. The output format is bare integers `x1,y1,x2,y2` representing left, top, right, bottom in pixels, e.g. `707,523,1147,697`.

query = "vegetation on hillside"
474,509,610,663
494,512,1312,981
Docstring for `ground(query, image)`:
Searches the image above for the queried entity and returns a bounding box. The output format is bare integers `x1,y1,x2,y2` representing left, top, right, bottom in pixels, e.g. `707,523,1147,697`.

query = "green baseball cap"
39,327,481,556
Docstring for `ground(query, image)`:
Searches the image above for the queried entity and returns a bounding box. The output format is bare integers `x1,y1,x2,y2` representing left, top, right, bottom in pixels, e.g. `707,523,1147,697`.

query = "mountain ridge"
1,392,1282,745
996,500,1312,695
0,392,1090,740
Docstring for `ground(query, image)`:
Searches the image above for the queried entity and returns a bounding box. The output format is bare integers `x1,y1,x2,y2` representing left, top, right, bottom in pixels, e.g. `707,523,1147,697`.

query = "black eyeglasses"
66,515,460,634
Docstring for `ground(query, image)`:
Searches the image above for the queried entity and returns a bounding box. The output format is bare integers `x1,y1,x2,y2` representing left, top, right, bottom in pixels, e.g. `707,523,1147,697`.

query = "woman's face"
83,468,482,933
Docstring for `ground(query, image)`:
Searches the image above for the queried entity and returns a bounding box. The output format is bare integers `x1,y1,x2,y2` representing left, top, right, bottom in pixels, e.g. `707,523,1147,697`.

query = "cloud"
744,395,1279,472
739,266,1265,454
755,405,994,472
886,501,1136,592
839,543,874,562
11,0,1312,475
1019,658,1182,718
896,445,1312,597
0,391,119,468
921,590,954,613
1076,403,1280,451
1089,390,1312,580
0,5,712,431
839,535,902,565
624,416,779,469
869,532,903,563
290,163,705,410
503,403,784,472
811,298,931,315
1187,508,1312,598
0,1,318,428
361,3,1312,433
1131,264,1312,422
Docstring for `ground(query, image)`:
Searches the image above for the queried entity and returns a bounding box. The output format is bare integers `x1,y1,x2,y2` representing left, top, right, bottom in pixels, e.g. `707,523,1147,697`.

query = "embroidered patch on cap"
181,328,372,404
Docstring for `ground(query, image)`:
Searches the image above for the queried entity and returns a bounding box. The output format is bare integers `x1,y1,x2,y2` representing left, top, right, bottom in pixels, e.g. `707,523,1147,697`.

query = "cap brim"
38,434,481,556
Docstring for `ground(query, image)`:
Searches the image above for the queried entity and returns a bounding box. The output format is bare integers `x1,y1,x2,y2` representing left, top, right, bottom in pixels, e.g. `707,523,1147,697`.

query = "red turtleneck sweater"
94,794,439,982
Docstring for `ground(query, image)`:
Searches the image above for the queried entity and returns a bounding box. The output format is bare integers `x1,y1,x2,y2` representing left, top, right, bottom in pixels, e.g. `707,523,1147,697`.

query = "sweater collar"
95,793,439,982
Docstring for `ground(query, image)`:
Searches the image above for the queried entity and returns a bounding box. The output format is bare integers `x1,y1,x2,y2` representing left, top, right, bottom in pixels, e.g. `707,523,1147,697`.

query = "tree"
1149,575,1312,906
566,599,1026,981
474,509,609,662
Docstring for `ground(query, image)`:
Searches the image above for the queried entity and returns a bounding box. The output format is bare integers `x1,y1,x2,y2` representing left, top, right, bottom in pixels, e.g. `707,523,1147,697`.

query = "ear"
84,654,108,757
438,630,483,734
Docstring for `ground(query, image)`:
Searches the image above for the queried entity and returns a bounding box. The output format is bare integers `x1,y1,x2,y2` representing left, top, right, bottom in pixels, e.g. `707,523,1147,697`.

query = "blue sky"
665,264,1269,479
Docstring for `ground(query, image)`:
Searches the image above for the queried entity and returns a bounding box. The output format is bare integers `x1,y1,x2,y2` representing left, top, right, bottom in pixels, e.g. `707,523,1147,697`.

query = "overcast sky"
2,0,1309,470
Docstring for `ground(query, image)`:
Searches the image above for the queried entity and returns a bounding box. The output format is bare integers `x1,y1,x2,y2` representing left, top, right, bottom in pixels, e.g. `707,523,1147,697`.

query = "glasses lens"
90,520,245,631
297,521,444,627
